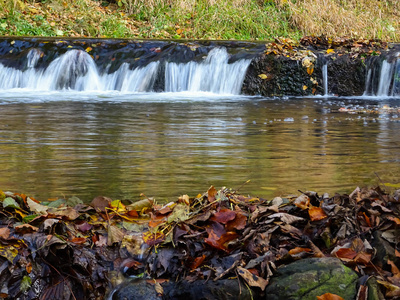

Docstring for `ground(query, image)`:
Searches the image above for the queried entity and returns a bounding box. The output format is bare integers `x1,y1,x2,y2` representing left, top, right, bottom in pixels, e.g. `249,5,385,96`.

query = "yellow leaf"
85,47,92,52
110,200,126,213
176,28,183,35
0,245,18,263
327,49,335,54
258,74,269,80
303,85,308,90
307,66,314,75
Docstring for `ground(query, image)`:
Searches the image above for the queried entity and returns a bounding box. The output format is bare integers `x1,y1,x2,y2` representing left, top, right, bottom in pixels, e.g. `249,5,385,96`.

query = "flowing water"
1,46,400,202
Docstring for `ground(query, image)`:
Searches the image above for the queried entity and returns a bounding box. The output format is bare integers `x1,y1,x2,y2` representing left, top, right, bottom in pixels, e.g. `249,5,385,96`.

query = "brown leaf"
207,186,217,202
14,224,39,234
237,266,268,291
90,196,112,213
107,224,125,246
48,207,80,220
0,227,10,240
268,213,304,224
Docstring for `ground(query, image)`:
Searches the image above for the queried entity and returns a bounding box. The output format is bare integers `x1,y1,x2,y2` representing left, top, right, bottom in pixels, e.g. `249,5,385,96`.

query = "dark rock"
264,257,358,300
111,278,256,300
109,279,162,300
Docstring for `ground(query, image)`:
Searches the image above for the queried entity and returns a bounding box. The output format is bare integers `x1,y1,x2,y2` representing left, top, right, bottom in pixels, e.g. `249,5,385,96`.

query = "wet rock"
264,257,358,300
109,279,161,300
111,278,256,300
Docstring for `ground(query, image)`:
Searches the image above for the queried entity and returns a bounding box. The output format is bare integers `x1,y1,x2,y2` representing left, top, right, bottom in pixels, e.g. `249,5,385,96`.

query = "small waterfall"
164,48,251,94
0,47,251,95
322,63,328,96
364,54,400,97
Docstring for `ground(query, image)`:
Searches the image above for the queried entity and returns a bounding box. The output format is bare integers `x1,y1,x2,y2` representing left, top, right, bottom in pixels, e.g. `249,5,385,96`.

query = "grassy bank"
0,0,399,41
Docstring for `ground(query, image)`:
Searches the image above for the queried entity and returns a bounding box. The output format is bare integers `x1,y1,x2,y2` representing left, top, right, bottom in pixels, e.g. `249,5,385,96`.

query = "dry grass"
278,0,400,41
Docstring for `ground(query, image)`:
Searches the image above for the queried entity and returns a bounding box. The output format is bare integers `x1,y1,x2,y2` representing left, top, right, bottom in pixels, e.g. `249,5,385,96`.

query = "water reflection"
0,96,399,202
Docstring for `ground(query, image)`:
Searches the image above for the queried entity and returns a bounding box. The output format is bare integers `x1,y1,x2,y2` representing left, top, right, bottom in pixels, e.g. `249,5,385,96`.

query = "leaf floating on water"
258,73,269,80
326,49,335,54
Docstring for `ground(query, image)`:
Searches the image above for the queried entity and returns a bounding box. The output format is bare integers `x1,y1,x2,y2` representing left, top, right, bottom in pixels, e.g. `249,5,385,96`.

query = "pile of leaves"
264,35,389,61
1,185,400,299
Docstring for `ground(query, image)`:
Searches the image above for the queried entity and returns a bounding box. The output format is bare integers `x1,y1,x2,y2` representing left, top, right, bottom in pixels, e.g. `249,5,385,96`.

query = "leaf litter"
0,185,399,299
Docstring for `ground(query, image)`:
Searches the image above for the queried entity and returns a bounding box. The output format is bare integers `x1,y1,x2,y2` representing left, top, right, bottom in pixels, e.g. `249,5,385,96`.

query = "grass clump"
279,0,400,41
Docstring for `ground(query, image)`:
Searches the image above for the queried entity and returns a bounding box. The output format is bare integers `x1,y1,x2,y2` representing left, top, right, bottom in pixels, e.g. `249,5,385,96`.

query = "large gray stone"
264,257,358,300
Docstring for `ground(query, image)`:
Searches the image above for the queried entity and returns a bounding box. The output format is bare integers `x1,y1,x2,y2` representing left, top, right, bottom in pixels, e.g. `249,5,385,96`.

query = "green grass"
0,0,399,41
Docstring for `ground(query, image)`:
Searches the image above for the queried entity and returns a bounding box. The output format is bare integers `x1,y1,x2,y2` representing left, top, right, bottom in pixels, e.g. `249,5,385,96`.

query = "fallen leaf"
27,197,48,214
0,245,18,263
14,223,39,234
107,224,125,246
143,231,165,246
207,186,217,202
258,74,269,80
3,197,20,209
317,293,344,300
90,196,111,213
326,49,335,54
237,266,268,290
211,208,236,224
0,227,10,239
308,207,327,221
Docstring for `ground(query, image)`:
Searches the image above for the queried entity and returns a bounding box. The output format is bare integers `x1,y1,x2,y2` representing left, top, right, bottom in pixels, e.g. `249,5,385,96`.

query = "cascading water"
364,54,400,97
164,48,251,94
0,47,251,95
322,63,328,96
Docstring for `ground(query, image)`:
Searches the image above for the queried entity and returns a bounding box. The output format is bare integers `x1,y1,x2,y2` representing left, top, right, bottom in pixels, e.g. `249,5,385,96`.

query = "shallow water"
0,91,399,202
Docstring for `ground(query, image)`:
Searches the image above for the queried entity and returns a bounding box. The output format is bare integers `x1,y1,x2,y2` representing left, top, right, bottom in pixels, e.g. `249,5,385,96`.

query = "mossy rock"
264,257,358,300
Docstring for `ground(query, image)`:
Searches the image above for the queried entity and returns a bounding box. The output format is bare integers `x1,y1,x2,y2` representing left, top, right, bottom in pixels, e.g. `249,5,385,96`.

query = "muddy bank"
0,185,400,299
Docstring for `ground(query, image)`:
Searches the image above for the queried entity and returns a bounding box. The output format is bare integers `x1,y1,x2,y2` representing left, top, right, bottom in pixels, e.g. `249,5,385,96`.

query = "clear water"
0,91,399,202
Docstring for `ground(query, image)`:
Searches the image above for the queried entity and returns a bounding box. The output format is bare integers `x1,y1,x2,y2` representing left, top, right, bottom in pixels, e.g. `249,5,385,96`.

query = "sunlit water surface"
0,90,399,202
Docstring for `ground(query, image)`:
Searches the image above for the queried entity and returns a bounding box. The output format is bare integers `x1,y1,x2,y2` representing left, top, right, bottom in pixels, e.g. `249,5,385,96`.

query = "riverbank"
0,0,399,42
0,185,399,299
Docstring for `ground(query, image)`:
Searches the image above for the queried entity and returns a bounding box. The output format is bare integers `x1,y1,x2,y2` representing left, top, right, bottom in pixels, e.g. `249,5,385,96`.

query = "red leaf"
190,255,206,270
210,209,236,224
205,230,238,251
317,293,344,300
335,248,357,260
226,212,247,231
70,237,87,245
